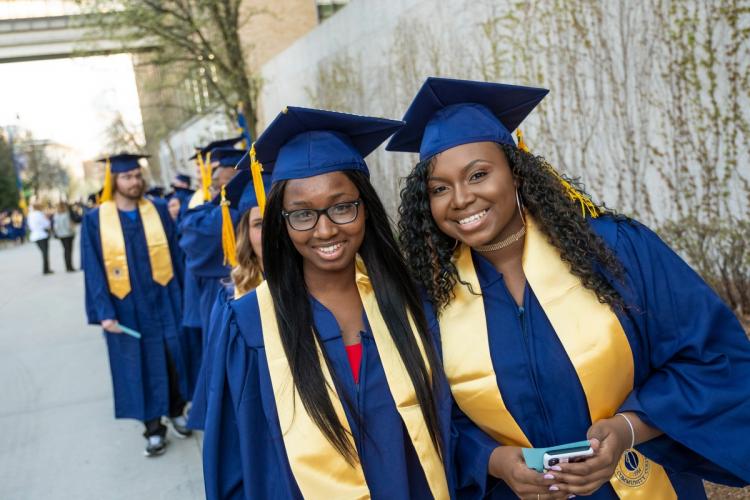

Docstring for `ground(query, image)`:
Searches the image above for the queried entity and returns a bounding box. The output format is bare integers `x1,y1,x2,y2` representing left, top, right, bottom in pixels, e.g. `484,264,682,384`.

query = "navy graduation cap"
208,147,250,169
96,153,149,173
211,169,272,214
146,186,166,198
253,106,404,183
386,77,549,160
172,173,192,186
189,135,244,160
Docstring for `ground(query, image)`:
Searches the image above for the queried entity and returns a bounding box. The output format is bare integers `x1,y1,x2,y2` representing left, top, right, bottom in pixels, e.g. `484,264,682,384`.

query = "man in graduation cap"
80,153,194,457
178,144,244,346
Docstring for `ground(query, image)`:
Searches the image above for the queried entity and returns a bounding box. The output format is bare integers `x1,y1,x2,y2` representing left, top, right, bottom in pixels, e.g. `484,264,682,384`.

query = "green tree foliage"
79,0,262,137
0,132,20,211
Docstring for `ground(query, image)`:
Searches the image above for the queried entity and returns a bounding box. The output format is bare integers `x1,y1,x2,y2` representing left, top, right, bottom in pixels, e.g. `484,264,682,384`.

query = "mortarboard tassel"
220,185,238,267
516,130,598,218
516,129,530,153
545,163,600,218
198,152,213,202
249,143,266,216
100,158,113,202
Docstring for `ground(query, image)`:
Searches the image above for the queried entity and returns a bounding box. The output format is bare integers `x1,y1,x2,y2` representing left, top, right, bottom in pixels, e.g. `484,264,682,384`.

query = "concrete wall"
255,0,749,222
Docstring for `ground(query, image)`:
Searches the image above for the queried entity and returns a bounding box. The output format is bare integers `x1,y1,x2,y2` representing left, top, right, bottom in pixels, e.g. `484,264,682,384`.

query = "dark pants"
143,347,187,438
35,237,51,274
60,236,75,271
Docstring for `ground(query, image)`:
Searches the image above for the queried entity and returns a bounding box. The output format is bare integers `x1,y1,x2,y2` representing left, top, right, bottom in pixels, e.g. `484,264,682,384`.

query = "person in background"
53,201,76,272
10,209,26,244
28,201,52,274
81,153,193,457
169,173,195,221
167,196,181,222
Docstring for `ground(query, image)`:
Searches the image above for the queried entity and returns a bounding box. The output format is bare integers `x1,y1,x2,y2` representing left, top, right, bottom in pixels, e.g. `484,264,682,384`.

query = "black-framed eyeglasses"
282,200,362,231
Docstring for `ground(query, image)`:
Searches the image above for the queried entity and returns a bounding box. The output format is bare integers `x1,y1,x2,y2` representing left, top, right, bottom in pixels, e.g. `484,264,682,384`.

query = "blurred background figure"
10,209,26,244
27,201,52,274
53,201,76,272
167,196,180,221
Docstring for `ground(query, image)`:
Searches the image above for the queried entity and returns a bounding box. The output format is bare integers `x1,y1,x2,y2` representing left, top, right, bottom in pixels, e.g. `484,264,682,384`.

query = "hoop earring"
516,189,526,226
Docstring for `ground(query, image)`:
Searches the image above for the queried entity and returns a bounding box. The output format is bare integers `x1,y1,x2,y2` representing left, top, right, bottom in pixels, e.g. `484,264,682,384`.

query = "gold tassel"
100,158,113,202
545,163,600,218
516,129,598,218
220,185,238,267
516,129,530,153
250,143,266,216
198,152,213,202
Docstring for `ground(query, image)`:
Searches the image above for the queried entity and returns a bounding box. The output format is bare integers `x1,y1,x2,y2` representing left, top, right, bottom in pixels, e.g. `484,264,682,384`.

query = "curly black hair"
398,143,627,313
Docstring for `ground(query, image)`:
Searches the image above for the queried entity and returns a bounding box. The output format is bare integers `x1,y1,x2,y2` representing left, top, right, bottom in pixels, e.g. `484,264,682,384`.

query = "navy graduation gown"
81,200,192,421
453,216,750,499
178,202,239,344
188,281,234,430
202,291,457,499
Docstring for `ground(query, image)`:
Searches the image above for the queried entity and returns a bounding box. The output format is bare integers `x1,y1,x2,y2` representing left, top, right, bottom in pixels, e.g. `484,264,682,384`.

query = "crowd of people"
79,78,750,499
1,201,83,272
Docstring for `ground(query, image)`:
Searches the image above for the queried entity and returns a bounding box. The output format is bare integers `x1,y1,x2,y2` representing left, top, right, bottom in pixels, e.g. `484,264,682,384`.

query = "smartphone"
543,444,594,468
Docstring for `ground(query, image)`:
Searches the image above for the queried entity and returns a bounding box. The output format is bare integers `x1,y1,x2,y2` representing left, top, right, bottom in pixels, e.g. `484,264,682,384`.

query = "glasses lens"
288,209,318,230
328,202,358,224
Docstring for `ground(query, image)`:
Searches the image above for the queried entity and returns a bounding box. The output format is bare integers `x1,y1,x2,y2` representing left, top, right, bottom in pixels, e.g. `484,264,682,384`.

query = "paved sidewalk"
0,238,204,500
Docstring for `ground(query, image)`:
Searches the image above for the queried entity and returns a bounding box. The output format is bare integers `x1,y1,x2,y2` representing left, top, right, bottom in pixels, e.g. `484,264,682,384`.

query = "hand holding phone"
543,443,594,469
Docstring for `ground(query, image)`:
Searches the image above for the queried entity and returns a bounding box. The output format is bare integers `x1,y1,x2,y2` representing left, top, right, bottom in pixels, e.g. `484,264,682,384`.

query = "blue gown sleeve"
202,305,245,500
189,289,231,430
615,220,750,485
81,212,116,325
452,405,503,499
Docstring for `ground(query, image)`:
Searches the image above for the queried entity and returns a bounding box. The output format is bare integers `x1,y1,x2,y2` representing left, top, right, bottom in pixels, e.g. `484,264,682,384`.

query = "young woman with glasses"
201,107,455,499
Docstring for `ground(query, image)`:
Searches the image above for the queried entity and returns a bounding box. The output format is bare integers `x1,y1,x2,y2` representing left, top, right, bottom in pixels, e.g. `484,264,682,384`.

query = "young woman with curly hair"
390,77,750,499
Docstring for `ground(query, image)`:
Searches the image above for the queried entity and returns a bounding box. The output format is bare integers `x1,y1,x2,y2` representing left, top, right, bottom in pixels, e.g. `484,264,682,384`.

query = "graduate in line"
179,143,243,343
201,107,456,499
80,154,194,457
187,161,271,430
392,78,750,499
169,173,195,221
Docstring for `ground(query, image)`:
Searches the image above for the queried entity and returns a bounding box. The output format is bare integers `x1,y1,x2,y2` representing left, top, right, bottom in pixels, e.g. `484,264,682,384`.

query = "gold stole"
440,217,676,499
99,199,174,299
187,190,205,210
256,258,450,500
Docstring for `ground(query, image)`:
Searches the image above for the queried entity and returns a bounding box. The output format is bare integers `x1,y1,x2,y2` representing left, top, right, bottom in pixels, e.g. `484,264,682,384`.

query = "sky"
0,54,144,159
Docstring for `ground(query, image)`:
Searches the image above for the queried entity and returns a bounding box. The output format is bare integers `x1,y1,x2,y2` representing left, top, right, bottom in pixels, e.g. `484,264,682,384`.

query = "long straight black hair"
262,170,444,463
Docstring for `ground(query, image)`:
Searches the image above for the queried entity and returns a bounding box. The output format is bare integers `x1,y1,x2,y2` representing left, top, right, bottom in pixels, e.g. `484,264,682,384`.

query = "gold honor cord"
99,199,174,299
441,216,676,498
257,258,450,499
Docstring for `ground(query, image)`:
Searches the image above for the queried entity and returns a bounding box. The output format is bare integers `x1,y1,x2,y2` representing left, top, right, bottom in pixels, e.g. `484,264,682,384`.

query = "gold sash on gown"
99,199,174,299
256,258,449,499
440,216,676,498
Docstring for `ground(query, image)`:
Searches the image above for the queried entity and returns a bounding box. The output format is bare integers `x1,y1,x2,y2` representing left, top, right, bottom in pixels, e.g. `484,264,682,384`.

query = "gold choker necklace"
474,225,526,253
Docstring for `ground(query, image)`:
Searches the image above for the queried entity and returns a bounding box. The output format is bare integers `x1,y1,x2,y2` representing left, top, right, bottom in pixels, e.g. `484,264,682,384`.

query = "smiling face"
427,141,520,248
282,171,365,275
